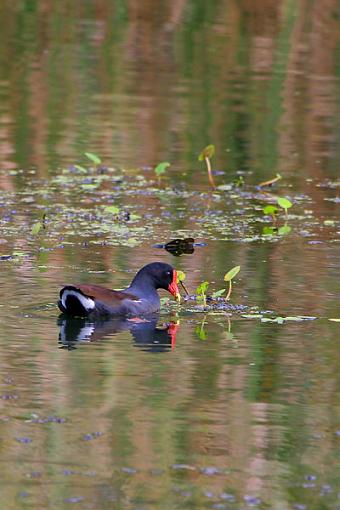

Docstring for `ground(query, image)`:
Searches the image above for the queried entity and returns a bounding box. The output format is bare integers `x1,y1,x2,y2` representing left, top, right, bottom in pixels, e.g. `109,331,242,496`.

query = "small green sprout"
198,144,216,188
277,197,292,218
233,175,245,187
224,265,241,301
154,161,170,180
196,281,209,307
211,289,226,299
262,226,277,236
263,205,279,221
84,152,102,166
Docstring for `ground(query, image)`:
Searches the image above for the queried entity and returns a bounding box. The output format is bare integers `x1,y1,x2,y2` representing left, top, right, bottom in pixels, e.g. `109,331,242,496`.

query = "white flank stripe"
62,290,95,311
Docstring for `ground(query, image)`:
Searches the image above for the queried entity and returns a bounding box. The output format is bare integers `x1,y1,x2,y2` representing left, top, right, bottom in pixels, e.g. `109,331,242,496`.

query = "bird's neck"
126,277,158,300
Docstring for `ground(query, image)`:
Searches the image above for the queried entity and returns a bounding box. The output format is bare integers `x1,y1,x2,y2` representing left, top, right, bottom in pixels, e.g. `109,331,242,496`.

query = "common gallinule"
58,262,181,318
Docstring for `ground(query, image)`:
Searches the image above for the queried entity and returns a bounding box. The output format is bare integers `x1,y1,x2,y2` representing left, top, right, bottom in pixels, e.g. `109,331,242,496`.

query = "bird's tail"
58,286,95,316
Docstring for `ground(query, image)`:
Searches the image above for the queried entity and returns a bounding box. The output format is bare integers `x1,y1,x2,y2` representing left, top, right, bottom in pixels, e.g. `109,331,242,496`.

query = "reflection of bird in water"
58,314,179,353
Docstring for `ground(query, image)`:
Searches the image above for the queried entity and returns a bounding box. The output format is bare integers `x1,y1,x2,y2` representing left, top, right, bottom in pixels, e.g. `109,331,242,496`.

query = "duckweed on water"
0,166,338,253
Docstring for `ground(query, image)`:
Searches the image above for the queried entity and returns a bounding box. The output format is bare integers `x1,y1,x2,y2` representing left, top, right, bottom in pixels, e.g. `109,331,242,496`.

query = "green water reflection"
0,1,339,509
0,0,340,181
0,309,339,509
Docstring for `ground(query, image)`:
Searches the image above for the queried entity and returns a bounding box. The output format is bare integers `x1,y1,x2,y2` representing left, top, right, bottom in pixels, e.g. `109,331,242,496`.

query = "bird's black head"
132,262,181,301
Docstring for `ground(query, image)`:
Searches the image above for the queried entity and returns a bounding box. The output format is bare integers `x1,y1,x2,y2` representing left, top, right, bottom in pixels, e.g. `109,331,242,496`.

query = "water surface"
0,2,339,509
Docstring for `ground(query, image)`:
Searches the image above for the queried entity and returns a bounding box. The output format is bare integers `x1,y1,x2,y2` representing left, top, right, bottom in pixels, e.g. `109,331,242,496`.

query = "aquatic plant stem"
180,281,189,296
225,280,232,301
205,157,216,189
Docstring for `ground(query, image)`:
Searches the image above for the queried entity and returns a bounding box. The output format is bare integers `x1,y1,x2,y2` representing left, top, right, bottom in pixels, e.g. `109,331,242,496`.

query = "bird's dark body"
58,262,179,318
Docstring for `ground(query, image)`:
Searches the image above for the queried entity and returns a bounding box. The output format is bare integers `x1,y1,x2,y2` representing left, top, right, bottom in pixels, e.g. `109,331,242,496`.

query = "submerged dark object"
153,238,206,257
58,262,180,318
58,315,179,352
165,238,194,256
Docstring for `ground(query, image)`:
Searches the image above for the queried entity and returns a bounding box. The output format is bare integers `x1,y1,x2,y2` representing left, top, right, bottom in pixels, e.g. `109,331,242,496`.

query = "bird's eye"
166,271,171,276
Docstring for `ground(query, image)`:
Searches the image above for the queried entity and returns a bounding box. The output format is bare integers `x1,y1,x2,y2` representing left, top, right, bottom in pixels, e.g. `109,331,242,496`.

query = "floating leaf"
198,144,215,161
124,238,140,247
217,184,232,191
31,222,42,235
261,317,285,324
260,315,316,323
154,161,170,177
81,183,98,190
84,152,102,165
283,316,306,322
224,266,241,282
263,205,278,216
74,165,87,173
277,197,293,210
176,270,186,283
297,316,317,320
104,205,120,215
211,289,226,298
